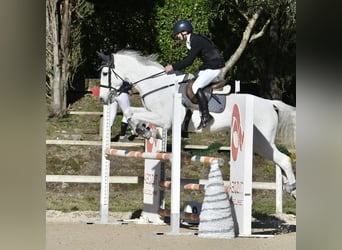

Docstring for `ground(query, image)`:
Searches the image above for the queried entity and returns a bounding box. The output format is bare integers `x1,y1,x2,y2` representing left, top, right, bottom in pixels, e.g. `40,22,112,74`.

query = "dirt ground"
46,210,296,250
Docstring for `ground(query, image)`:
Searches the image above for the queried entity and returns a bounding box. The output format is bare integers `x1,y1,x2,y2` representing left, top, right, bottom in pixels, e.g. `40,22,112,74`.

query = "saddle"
186,79,230,104
179,78,231,114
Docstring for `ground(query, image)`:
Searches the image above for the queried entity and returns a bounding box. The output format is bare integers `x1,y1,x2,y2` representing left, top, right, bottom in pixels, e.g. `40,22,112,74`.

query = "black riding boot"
196,88,214,129
119,122,129,142
111,122,129,142
120,122,128,136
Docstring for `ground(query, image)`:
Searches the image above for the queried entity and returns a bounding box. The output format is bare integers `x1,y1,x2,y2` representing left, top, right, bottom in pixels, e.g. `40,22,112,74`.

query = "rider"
164,20,225,129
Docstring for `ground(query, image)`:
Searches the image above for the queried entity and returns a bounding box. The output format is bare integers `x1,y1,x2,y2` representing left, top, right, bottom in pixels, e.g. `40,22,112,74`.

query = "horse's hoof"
111,134,120,142
284,182,296,200
284,182,295,192
135,127,144,135
127,134,137,141
197,115,214,130
143,130,152,139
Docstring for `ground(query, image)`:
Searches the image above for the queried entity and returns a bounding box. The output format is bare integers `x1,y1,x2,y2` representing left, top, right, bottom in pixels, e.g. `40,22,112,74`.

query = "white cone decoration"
198,161,235,238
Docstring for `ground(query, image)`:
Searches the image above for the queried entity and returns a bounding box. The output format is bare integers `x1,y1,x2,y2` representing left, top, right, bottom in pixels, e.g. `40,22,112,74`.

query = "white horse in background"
97,50,296,199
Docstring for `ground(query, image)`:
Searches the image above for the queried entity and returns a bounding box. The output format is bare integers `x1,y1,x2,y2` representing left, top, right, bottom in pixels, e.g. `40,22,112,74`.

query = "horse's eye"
103,72,108,76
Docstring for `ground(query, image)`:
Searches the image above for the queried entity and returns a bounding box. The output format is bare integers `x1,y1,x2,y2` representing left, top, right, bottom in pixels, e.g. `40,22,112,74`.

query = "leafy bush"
154,0,211,73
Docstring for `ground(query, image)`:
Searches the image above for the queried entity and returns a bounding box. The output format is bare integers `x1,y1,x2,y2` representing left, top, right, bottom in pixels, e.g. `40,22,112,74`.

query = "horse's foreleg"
181,109,193,138
124,107,148,136
126,110,171,139
132,112,172,130
126,116,155,139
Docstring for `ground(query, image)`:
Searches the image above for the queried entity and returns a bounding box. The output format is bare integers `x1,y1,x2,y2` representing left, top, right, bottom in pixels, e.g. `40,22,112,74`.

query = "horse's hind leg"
181,109,193,138
271,145,296,198
253,128,296,199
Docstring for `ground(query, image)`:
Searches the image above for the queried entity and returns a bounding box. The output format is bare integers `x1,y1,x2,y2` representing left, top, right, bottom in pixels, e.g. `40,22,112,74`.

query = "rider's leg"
192,69,221,129
196,88,214,129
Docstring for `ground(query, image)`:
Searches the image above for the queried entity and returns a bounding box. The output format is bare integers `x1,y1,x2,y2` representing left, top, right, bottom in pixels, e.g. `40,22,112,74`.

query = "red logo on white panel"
231,104,244,161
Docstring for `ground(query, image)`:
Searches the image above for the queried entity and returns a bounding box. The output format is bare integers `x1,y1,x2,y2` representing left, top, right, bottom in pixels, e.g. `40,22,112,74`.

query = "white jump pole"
141,125,165,224
99,103,112,223
170,90,182,233
98,103,128,225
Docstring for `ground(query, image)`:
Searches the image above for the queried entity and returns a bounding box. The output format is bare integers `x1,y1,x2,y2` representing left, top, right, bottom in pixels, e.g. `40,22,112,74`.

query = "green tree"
48,0,296,107
209,0,296,103
154,0,296,104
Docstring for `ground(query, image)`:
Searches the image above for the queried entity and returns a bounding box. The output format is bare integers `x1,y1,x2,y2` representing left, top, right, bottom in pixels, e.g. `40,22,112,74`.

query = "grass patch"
252,199,296,216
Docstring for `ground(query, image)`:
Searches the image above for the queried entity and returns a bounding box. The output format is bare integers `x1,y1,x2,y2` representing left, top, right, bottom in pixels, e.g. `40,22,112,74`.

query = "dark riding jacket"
172,33,225,71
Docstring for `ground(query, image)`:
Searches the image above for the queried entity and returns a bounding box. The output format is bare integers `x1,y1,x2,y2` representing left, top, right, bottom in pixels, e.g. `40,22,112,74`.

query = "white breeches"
192,68,221,94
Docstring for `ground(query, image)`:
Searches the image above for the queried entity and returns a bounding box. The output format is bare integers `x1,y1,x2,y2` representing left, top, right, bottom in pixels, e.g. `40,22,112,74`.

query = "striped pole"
159,181,230,193
105,148,224,166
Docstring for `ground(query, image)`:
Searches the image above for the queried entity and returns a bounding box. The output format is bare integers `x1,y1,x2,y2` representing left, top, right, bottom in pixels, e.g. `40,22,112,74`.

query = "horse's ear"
96,51,105,58
96,51,110,63
110,54,115,66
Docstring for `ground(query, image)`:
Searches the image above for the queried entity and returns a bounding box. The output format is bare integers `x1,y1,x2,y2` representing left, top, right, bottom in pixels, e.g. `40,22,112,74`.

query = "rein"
130,70,176,100
141,78,188,100
131,71,165,86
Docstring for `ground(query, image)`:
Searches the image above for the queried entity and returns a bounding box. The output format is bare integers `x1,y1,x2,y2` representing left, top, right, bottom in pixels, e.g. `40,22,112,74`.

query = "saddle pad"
179,83,226,113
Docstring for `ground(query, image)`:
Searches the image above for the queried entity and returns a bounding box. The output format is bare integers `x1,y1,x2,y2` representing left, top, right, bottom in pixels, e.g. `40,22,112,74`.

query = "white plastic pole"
100,104,112,223
170,91,182,233
235,80,240,93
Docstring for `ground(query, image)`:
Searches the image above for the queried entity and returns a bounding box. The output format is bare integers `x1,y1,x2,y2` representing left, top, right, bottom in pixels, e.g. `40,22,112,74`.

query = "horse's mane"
115,50,162,69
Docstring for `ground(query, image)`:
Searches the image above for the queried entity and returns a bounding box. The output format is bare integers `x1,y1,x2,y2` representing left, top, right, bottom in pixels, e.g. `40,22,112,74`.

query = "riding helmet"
172,20,193,36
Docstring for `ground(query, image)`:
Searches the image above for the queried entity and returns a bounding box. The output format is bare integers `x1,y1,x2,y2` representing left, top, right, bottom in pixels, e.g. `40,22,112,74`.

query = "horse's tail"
271,100,296,151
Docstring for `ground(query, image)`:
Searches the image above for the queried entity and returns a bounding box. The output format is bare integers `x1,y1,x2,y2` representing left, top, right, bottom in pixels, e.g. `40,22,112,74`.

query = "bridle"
98,52,185,104
98,54,123,104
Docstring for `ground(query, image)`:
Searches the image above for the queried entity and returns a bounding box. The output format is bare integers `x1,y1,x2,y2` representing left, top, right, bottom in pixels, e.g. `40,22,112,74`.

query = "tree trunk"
60,0,71,111
47,0,63,116
219,10,261,80
46,0,72,116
